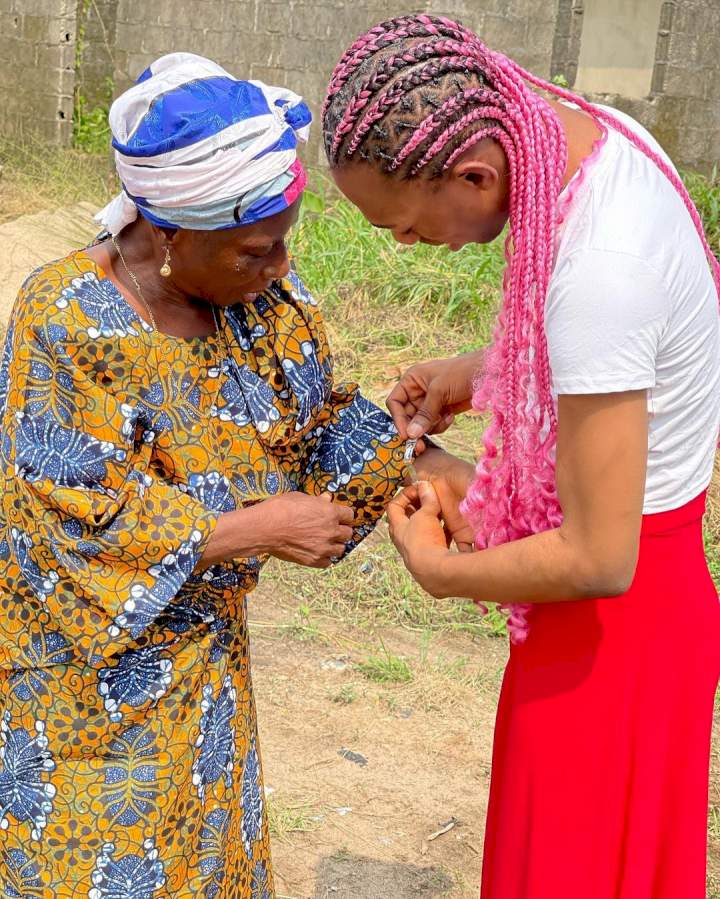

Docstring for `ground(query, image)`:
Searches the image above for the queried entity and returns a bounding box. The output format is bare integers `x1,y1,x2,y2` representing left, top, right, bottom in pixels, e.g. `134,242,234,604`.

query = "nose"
261,242,290,280
392,229,419,246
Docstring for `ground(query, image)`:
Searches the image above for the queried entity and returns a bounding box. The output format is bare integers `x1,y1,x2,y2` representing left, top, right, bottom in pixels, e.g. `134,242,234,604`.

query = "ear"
451,158,500,192
152,224,182,247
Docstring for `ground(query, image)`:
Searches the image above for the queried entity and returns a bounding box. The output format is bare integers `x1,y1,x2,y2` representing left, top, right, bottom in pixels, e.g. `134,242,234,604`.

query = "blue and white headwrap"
96,52,312,235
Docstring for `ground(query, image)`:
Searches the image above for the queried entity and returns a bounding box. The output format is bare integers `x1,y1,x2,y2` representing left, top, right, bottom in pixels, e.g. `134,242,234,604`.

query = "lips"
240,282,272,302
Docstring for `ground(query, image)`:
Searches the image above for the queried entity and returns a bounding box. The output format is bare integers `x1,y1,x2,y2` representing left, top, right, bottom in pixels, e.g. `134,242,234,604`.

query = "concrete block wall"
109,0,560,165
553,0,720,175
0,0,78,143
0,0,717,172
75,0,119,108
651,0,720,174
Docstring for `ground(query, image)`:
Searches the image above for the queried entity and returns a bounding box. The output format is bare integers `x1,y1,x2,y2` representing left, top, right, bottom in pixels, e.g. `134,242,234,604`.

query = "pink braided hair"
323,15,720,642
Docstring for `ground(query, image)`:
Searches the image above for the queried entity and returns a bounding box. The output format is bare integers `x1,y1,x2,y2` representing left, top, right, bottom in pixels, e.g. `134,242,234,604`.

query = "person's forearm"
200,503,276,567
430,526,638,604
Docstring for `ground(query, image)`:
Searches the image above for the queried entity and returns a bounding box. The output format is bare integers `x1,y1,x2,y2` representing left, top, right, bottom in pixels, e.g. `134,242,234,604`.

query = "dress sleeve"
301,387,407,552
1,303,218,659
545,249,670,394
283,271,407,552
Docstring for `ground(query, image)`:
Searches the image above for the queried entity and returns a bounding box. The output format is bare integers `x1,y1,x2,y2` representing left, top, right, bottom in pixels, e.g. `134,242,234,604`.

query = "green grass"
356,644,413,683
292,179,504,338
329,684,358,705
0,135,115,223
684,166,720,260
267,797,319,841
266,531,506,638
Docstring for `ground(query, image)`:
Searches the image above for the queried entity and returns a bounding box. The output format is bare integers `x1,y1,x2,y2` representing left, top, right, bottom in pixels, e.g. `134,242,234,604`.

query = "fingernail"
407,422,422,439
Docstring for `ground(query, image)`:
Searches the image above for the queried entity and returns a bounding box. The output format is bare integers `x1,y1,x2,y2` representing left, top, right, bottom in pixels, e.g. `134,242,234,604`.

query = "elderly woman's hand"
265,493,355,568
202,493,355,569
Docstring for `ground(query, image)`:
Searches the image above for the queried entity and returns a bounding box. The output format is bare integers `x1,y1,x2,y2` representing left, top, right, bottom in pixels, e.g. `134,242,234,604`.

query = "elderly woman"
0,53,460,897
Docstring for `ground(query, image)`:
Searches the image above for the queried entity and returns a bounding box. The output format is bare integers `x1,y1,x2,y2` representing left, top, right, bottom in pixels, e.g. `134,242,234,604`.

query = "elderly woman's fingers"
335,504,355,525
337,525,354,543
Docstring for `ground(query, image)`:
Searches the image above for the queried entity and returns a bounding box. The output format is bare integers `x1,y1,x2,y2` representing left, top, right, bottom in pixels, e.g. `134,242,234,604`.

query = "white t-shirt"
545,105,720,514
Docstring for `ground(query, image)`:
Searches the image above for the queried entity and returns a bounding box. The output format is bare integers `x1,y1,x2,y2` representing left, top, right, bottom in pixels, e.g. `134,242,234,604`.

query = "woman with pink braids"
322,13,720,899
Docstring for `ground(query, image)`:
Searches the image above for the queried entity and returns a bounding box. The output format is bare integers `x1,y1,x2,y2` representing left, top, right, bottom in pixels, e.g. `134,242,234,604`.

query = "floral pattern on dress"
308,393,398,492
241,739,264,855
9,528,59,602
193,676,237,803
100,724,163,826
0,251,405,896
97,645,173,723
88,839,165,899
0,715,56,840
113,529,206,638
9,629,73,702
198,807,229,899
59,272,142,339
282,340,332,431
0,846,43,897
251,860,272,899
14,411,126,489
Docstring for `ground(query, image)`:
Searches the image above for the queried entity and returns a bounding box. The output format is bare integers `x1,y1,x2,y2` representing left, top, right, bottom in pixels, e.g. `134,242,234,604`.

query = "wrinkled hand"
387,352,483,439
266,493,354,568
387,481,452,597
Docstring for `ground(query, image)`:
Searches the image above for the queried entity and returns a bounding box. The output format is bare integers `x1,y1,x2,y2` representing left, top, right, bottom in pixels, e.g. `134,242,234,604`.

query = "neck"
114,218,189,310
97,219,216,337
550,99,604,191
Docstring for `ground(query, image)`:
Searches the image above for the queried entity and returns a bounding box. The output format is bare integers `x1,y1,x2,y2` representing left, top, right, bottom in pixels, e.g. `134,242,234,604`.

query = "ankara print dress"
0,251,405,898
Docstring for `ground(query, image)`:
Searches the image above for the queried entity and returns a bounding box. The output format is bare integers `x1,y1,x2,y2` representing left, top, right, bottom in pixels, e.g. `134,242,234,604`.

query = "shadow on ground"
314,854,453,899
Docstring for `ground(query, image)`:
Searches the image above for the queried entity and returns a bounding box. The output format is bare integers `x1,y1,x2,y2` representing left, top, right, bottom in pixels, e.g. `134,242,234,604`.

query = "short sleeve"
545,249,670,394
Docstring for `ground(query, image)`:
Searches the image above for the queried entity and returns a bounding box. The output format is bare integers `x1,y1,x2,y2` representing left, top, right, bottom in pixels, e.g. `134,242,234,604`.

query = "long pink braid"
323,15,720,642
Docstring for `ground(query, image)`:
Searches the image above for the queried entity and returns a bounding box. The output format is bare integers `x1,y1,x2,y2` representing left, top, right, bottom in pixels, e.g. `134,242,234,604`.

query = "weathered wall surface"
76,0,119,109
0,0,717,172
574,0,664,98
0,0,77,144
107,0,559,165
559,0,720,175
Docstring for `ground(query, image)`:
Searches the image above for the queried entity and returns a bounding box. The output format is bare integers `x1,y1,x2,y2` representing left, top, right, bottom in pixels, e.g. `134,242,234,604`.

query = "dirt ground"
249,583,507,899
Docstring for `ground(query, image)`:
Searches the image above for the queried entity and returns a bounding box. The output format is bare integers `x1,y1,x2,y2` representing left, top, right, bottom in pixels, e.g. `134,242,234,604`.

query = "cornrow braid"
330,39,484,160
344,58,491,159
323,14,720,642
391,87,495,172
322,13,481,123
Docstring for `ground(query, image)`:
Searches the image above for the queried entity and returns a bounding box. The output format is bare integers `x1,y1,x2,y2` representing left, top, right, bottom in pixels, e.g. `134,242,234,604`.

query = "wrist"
250,497,285,555
411,543,453,599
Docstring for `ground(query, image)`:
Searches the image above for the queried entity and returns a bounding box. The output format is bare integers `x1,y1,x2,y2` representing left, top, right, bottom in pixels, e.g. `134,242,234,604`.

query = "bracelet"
403,438,419,484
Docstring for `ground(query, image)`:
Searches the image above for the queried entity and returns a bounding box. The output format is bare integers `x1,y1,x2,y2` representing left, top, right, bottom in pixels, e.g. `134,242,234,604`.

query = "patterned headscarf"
96,52,312,235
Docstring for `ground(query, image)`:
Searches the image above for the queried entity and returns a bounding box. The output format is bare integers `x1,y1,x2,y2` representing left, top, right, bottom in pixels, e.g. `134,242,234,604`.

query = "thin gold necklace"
110,234,230,357
111,234,158,331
